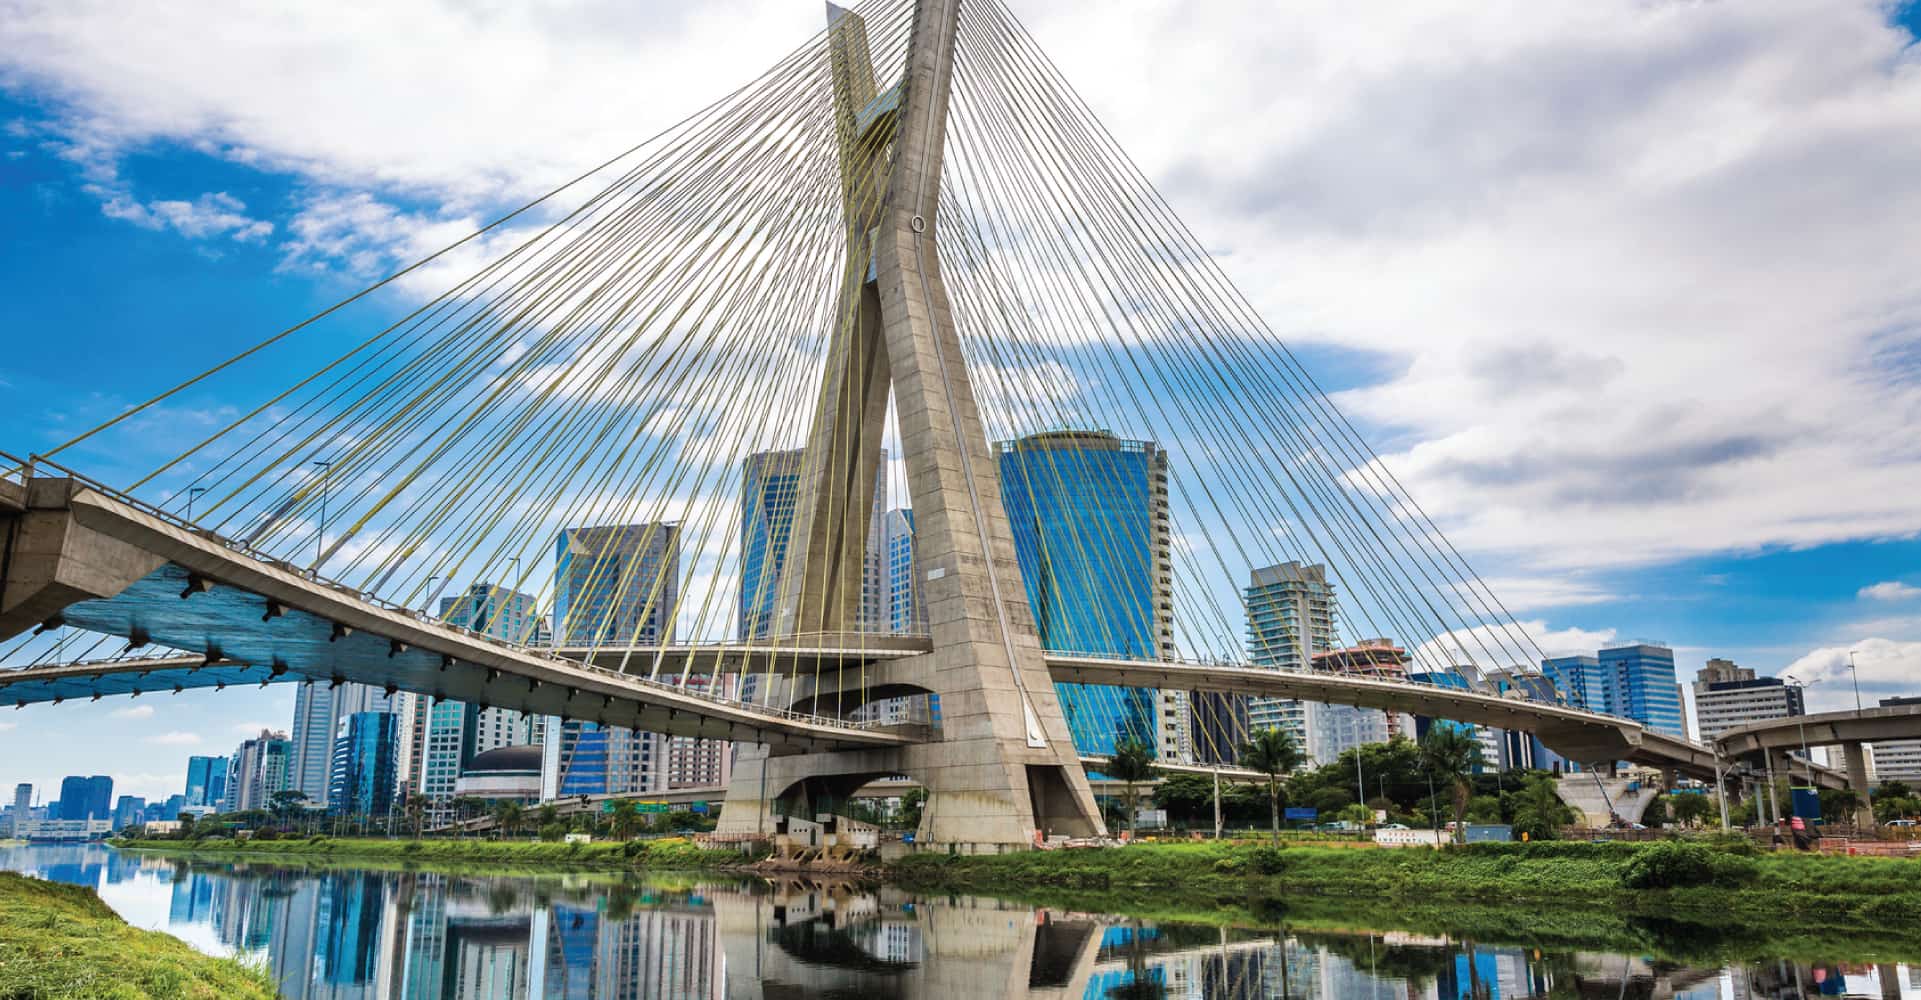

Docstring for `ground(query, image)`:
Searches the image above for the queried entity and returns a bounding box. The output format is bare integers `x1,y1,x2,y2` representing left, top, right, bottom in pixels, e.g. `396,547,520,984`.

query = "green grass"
0,871,278,1000
117,834,754,871
887,839,1921,956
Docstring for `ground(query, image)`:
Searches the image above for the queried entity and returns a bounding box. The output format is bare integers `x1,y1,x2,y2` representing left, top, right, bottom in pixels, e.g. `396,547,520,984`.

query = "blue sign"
1284,807,1318,821
903,832,915,844
690,802,710,814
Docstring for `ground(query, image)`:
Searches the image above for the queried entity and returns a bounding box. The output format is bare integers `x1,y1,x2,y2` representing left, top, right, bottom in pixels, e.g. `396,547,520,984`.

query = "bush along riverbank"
0,871,278,1000
117,834,759,870
887,839,1921,936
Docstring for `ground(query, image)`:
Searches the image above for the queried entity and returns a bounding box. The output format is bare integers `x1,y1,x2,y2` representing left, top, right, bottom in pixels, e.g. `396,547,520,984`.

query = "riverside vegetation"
887,838,1921,952
0,871,278,1000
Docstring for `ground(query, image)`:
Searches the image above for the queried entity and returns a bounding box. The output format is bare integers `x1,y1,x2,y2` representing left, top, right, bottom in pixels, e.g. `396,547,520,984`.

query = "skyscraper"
879,507,923,633
56,775,112,821
739,450,803,640
1244,561,1339,764
1541,654,1608,712
998,430,1176,761
1310,640,1415,762
327,711,399,817
1598,642,1685,739
224,730,292,813
290,681,392,809
544,523,691,800
555,524,679,646
417,583,542,823
184,756,228,809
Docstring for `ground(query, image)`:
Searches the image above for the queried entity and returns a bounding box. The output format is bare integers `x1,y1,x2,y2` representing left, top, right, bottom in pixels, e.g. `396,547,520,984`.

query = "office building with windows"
998,430,1179,761
1693,658,1804,740
1541,654,1609,713
184,756,228,810
554,524,679,646
1310,640,1415,762
290,680,393,810
1871,696,1921,784
739,449,804,640
417,584,542,823
57,775,113,821
224,730,292,813
1244,561,1338,765
1599,642,1685,739
328,711,400,817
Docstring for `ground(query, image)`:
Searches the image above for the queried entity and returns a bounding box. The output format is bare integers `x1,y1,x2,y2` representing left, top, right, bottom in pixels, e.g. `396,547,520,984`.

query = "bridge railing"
15,455,901,737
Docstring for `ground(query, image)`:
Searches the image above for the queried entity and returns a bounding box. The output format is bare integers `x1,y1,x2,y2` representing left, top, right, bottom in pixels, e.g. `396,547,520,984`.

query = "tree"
1669,793,1714,828
607,799,639,841
1105,736,1159,838
1419,727,1484,843
1334,802,1374,828
898,788,926,832
270,789,308,821
1152,773,1217,828
1874,780,1913,802
1239,727,1303,843
1640,795,1671,829
496,802,526,839
535,803,559,831
1510,776,1573,840
403,796,426,840
1465,795,1502,824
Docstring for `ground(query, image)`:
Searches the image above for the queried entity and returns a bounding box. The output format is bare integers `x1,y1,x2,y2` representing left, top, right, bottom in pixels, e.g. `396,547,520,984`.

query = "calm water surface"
2,844,1916,999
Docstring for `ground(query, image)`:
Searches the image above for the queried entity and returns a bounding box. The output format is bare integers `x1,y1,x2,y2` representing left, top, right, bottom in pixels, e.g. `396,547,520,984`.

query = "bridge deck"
6,483,908,753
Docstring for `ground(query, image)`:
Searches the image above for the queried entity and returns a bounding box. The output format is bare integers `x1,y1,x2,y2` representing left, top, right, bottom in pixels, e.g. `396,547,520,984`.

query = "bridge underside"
0,482,906,754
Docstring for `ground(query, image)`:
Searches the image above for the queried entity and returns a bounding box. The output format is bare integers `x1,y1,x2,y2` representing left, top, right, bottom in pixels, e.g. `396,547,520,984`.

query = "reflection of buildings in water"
168,870,216,924
318,873,387,992
544,902,726,1000
397,875,450,1000
444,901,532,998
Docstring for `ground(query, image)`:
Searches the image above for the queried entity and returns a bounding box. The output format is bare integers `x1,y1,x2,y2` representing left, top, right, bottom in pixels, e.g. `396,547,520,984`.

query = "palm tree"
1239,727,1302,844
403,796,426,840
1105,736,1159,838
1419,726,1484,844
497,802,526,840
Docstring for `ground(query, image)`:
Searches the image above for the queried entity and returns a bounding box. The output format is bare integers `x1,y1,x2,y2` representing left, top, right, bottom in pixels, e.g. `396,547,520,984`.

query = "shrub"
1620,842,1757,890
538,823,566,842
1249,846,1289,875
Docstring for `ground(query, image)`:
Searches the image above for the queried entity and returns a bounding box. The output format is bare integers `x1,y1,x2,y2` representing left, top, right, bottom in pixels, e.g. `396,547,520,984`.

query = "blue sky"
4,1,1921,803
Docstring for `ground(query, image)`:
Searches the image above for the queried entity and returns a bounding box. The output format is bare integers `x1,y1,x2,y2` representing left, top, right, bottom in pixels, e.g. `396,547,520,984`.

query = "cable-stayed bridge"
0,0,1821,848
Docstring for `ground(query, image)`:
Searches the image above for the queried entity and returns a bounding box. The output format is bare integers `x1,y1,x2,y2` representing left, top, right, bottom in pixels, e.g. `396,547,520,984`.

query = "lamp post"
1846,650,1864,715
185,486,207,521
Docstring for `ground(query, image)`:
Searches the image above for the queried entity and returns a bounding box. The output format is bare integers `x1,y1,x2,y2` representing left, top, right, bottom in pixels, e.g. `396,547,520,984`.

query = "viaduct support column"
1841,741,1876,830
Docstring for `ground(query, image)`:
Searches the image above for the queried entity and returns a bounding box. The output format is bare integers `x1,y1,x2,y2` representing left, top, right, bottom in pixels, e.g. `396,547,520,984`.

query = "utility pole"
1847,650,1864,715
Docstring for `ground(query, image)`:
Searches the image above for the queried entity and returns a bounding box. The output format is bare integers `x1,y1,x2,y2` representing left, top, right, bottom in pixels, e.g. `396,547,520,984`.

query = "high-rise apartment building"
878,507,923,633
1692,658,1804,741
328,711,400,817
1311,640,1415,762
998,430,1179,761
184,756,228,809
1244,562,1338,764
11,784,30,824
112,795,146,831
224,730,292,813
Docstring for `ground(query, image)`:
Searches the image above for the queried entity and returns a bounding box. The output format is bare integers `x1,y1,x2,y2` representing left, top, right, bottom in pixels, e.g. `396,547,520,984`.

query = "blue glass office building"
1541,654,1609,713
327,712,399,817
1599,643,1685,739
739,450,803,639
998,431,1170,758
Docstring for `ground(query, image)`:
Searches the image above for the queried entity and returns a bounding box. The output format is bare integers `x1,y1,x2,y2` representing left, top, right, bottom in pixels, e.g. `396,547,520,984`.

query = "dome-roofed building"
453,744,542,805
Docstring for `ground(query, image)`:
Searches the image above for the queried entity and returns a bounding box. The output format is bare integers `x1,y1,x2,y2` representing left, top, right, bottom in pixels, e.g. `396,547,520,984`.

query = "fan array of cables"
9,0,1550,768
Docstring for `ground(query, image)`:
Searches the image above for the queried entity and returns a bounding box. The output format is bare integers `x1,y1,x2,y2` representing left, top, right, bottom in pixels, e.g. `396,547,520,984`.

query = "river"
2,843,1917,998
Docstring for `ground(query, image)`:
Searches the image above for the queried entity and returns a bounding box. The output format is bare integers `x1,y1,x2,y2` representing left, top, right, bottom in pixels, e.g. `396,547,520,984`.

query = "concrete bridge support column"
1840,741,1876,830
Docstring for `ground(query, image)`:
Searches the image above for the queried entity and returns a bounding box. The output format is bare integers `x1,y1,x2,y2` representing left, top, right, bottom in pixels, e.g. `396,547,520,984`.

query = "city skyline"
3,1,1921,802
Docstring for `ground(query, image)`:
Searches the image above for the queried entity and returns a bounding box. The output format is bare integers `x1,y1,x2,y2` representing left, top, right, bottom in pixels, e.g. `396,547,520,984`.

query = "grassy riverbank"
888,840,1921,948
118,834,754,870
0,871,277,999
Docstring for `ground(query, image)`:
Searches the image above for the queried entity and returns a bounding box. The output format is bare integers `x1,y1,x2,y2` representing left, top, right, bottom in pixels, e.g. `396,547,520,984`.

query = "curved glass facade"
998,431,1169,758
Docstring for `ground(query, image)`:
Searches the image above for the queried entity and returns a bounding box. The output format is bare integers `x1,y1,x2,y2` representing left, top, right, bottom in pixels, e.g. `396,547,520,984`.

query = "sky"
3,0,1920,805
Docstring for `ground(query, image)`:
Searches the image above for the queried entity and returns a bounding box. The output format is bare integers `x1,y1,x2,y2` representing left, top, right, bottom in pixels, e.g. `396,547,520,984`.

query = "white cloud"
148,731,201,746
109,704,155,720
100,190,272,242
0,722,14,732
229,720,275,736
1778,636,1921,713
0,0,1918,592
1860,581,1921,602
1411,618,1617,672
